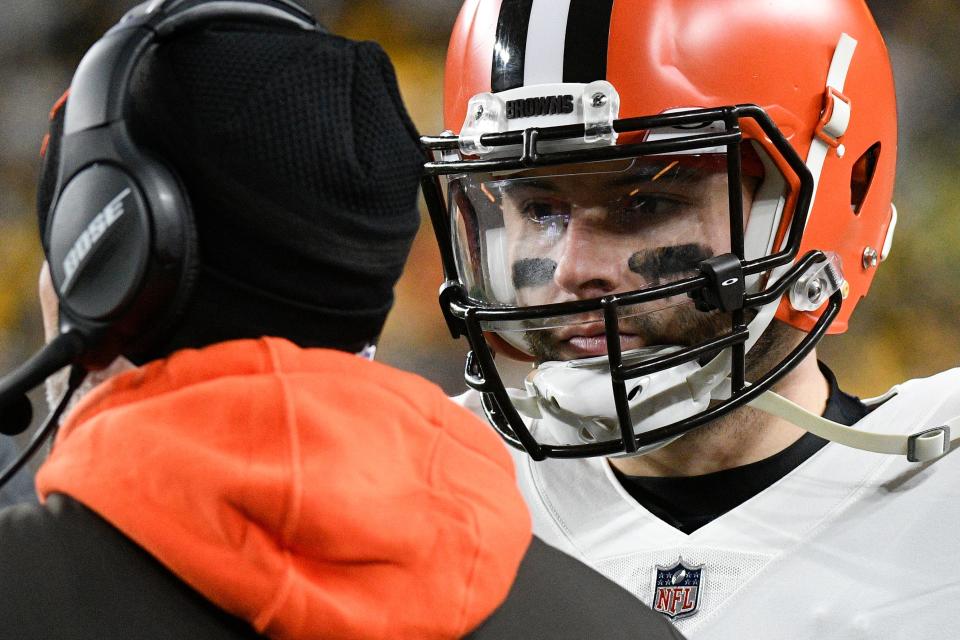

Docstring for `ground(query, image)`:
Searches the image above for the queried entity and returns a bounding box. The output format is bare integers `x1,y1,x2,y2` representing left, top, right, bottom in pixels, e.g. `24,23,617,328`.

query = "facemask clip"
582,81,620,145
690,253,746,312
789,252,845,312
459,93,508,156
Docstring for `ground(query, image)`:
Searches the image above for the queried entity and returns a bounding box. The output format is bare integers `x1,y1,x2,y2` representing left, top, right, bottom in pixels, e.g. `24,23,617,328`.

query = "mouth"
554,322,646,358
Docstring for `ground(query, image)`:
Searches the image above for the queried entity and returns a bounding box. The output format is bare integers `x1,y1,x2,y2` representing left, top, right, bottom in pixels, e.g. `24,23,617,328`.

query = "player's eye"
523,198,570,224
522,198,570,240
623,193,683,217
609,192,686,232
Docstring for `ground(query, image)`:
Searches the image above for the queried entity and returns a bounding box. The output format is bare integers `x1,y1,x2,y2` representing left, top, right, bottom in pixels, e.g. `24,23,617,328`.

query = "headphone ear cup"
45,163,155,333
123,158,200,362
113,152,200,364
44,149,199,369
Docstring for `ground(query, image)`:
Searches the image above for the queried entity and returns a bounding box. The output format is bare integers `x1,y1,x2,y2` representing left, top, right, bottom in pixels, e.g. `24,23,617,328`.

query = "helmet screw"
591,92,608,108
806,278,824,302
862,246,879,269
474,104,485,120
836,144,846,158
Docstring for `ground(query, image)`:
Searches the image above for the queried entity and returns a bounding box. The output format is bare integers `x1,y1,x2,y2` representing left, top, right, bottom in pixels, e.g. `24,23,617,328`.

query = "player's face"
497,158,758,362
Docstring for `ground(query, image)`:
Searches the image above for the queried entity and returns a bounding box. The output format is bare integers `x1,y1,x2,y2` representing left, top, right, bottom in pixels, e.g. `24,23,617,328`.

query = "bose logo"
506,94,575,120
59,188,132,295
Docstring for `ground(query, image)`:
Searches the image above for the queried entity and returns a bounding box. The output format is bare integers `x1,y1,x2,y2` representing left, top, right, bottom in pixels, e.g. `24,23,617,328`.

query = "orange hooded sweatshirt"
36,337,531,639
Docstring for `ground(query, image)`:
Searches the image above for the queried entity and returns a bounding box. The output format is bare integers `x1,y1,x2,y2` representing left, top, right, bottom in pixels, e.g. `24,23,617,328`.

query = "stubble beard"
524,302,735,363
648,320,802,453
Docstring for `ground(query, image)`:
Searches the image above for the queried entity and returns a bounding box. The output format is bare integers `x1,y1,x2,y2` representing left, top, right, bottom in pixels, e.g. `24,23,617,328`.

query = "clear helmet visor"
448,150,768,354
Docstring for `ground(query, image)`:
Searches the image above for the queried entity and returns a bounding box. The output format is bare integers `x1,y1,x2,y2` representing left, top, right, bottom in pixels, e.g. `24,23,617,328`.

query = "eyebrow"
652,160,680,182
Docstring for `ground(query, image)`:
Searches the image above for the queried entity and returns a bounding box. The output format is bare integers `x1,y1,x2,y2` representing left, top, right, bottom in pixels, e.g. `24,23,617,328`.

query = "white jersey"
456,369,960,639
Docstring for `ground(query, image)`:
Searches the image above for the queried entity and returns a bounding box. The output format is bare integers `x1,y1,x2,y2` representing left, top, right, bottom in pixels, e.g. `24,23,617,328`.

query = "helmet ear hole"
850,142,881,215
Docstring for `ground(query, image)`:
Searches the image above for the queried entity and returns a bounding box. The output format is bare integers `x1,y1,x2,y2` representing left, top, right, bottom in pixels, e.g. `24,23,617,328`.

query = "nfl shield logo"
653,557,703,620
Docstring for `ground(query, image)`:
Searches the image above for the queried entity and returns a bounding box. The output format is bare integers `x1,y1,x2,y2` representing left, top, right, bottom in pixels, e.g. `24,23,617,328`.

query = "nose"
552,209,625,298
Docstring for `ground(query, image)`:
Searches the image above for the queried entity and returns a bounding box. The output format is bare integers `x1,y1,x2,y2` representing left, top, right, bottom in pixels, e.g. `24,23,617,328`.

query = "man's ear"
39,261,59,344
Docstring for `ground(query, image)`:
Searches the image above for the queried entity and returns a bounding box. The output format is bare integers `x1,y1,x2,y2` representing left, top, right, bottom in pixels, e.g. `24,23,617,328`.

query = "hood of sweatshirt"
37,337,531,639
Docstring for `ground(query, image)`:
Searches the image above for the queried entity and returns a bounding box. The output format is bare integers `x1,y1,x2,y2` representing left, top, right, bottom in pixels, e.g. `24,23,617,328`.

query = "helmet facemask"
423,105,844,460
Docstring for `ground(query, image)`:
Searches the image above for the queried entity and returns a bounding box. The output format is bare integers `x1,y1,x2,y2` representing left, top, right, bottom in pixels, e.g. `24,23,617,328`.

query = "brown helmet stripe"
562,0,614,84
491,0,534,92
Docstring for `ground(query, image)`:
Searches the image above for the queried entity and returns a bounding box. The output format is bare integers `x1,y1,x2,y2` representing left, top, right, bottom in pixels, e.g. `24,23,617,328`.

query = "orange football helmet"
422,0,897,459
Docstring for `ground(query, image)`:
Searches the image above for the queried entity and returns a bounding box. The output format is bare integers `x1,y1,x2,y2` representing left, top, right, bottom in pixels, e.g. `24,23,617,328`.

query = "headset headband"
64,0,317,137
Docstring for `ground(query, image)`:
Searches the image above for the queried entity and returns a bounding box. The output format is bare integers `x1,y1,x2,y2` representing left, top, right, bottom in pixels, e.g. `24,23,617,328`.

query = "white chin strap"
506,327,956,463
509,346,716,456
750,390,956,463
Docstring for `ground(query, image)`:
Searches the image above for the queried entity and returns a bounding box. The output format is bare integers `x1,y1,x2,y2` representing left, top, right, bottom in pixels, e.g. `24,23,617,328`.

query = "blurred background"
0,0,956,411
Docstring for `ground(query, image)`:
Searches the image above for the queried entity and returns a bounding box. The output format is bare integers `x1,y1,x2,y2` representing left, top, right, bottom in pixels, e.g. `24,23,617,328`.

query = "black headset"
0,0,321,480
49,0,319,370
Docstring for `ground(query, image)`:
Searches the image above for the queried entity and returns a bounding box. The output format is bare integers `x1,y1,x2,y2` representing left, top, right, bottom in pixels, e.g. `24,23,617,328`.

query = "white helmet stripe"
804,33,858,220
523,0,572,86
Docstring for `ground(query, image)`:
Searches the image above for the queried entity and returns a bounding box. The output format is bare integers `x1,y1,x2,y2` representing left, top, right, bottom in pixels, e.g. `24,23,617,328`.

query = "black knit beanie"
38,7,423,358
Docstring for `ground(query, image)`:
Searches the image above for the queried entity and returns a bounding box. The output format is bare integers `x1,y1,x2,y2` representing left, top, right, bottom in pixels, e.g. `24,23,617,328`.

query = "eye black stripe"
562,0,615,83
492,0,535,92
